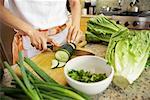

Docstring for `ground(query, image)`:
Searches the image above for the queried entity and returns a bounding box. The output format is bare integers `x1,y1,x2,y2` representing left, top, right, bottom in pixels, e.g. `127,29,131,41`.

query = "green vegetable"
24,57,57,84
145,56,150,68
55,50,70,62
25,67,42,83
34,81,91,100
3,62,34,99
3,52,91,100
55,43,76,62
0,52,90,100
40,90,75,100
41,94,58,100
68,69,107,83
60,43,76,55
53,43,76,69
34,83,86,100
57,61,66,68
86,31,110,43
18,52,40,100
0,86,23,94
106,30,150,88
85,16,127,43
51,59,59,69
0,96,14,100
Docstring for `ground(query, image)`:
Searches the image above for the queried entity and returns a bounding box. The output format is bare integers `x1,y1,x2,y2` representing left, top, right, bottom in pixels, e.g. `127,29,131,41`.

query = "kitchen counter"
1,43,150,100
85,43,150,100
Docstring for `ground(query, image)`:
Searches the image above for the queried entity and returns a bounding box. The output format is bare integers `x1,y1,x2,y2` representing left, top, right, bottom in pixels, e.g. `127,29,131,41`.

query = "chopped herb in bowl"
68,69,107,83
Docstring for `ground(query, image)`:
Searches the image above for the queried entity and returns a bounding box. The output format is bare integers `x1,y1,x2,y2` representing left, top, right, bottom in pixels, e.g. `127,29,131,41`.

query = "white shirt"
4,0,68,29
4,0,69,57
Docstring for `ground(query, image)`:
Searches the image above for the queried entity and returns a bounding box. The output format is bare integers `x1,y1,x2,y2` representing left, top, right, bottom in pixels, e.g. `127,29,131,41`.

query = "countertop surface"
1,43,150,100
85,43,150,100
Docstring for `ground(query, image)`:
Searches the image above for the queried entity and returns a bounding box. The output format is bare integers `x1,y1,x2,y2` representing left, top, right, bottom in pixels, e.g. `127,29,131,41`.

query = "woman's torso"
5,0,69,58
4,0,68,29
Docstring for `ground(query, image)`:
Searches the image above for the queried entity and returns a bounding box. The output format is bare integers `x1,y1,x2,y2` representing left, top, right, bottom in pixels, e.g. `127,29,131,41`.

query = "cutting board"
14,48,95,86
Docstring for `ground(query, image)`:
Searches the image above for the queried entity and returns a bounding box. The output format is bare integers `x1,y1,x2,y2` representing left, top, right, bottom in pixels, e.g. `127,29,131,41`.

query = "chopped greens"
68,69,107,83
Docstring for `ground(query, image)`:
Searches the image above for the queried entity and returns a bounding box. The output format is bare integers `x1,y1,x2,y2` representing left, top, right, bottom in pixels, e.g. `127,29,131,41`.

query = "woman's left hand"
67,24,86,46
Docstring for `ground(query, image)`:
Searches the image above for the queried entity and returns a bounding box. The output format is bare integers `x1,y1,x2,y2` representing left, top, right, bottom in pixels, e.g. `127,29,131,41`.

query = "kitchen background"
0,1,150,99
96,0,150,12
0,0,150,65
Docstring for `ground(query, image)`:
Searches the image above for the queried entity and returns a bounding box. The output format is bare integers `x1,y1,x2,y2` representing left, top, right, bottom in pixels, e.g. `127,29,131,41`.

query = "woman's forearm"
69,0,81,27
0,3,35,36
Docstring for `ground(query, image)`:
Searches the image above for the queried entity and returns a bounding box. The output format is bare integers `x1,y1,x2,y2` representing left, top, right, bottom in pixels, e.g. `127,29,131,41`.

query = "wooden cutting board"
14,48,95,86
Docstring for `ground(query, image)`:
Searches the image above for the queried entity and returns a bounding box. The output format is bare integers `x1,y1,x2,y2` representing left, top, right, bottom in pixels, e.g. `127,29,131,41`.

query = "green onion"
24,57,57,84
0,86,23,94
34,83,86,100
41,94,58,100
40,90,75,100
18,52,40,100
3,62,33,99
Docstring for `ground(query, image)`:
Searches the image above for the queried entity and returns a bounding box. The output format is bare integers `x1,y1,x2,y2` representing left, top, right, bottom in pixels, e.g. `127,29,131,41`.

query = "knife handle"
47,44,53,50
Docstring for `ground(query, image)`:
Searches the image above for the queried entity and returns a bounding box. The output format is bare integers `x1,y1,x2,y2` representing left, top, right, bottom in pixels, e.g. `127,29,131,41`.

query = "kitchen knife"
47,43,95,56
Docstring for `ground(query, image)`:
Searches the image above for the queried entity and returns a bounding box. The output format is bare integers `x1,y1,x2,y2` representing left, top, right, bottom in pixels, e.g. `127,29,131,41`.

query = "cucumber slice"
51,59,59,69
57,61,66,68
55,50,70,62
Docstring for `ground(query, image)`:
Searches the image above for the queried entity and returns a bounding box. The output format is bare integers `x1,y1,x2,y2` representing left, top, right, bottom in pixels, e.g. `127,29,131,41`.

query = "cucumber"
57,61,66,68
55,50,70,62
61,43,76,56
51,59,59,69
55,43,76,62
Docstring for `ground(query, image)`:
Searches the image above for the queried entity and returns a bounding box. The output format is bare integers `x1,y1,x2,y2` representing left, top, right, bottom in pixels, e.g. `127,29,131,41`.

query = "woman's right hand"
28,30,59,51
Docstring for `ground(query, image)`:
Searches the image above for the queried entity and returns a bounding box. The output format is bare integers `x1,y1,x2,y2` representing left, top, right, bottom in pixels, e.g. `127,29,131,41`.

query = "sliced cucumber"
55,50,70,62
61,43,75,55
51,59,59,69
57,61,66,68
55,43,76,63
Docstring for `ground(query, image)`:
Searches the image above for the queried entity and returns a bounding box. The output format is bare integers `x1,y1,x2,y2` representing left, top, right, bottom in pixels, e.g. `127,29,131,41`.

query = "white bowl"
64,56,114,95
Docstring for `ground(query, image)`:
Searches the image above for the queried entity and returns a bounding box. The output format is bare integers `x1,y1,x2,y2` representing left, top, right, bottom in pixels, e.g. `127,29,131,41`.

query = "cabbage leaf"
106,30,150,88
85,16,127,43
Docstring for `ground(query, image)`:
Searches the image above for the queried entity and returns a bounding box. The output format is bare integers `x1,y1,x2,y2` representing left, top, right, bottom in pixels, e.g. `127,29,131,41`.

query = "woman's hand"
28,30,59,51
68,0,87,47
67,24,79,43
67,24,86,46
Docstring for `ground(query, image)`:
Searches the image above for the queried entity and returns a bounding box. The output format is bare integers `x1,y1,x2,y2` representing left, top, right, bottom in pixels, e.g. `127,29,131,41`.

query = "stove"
109,16,150,30
99,11,150,30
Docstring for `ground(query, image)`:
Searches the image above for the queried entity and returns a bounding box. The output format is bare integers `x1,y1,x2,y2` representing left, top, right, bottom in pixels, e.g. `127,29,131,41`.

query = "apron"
12,16,87,64
12,23,68,64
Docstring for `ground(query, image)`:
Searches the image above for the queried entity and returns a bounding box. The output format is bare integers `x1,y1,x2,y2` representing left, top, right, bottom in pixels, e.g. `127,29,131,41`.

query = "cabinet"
80,15,98,33
80,17,90,33
0,23,15,65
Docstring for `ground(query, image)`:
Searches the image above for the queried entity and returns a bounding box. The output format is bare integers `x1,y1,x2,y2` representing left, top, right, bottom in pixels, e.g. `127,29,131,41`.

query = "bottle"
82,8,87,15
133,1,139,12
84,0,91,14
89,6,93,15
91,0,96,15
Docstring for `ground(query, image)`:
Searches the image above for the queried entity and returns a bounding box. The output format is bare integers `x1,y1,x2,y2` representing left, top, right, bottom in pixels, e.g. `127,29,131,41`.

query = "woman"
0,0,86,64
